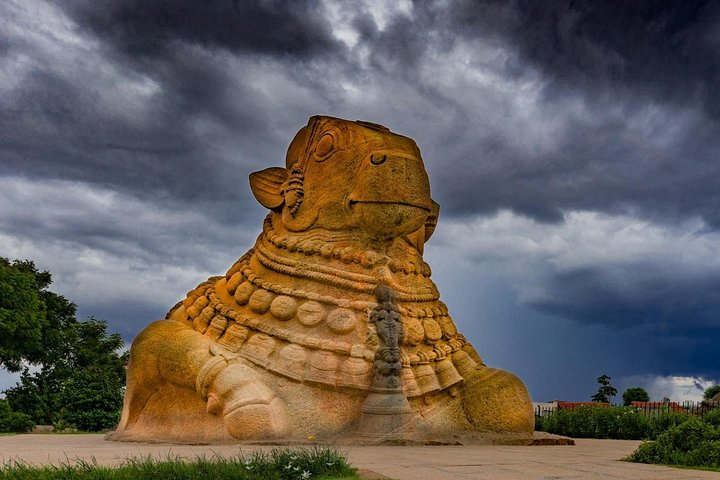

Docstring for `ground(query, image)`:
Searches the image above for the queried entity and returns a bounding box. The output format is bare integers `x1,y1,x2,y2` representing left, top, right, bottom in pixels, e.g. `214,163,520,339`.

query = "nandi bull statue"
108,116,534,444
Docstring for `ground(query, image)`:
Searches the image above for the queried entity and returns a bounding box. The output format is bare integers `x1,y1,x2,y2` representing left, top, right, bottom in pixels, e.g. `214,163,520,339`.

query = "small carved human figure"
369,285,403,391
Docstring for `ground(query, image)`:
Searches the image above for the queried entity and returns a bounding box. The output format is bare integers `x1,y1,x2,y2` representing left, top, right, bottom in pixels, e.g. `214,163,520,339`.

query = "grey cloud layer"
437,211,720,334
68,0,337,58
1,0,719,396
4,0,719,225
452,0,720,117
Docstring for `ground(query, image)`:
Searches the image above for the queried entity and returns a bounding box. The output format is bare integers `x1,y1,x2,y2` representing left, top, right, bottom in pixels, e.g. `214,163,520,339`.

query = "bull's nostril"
370,154,386,165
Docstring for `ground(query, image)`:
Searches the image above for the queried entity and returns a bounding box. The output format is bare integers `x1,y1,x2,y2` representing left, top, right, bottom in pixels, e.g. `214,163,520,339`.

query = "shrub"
0,399,35,433
656,418,717,452
567,407,596,437
541,407,595,437
628,416,720,471
616,408,650,439
703,408,720,428
52,418,77,433
56,368,123,432
536,407,583,437
646,410,691,439
627,440,672,464
685,440,720,469
590,406,618,438
536,404,720,443
536,405,651,439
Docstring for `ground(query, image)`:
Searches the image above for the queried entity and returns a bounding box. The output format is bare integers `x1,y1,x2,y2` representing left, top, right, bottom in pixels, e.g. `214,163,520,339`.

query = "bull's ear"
424,199,440,242
249,167,288,210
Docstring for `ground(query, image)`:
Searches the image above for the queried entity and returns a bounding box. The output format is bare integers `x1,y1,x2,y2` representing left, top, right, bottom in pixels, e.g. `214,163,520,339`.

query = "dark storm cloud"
0,0,349,341
60,0,343,168
342,1,720,228
434,117,720,225
0,0,343,230
4,0,720,226
532,260,720,374
1,38,217,191
2,0,720,396
398,0,720,338
528,263,720,374
348,4,450,73
452,0,720,116
428,243,720,400
67,0,336,58
530,265,720,333
76,298,168,341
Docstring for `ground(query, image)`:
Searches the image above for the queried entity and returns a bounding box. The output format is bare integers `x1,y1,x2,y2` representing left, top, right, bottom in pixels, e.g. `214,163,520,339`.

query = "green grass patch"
0,447,360,480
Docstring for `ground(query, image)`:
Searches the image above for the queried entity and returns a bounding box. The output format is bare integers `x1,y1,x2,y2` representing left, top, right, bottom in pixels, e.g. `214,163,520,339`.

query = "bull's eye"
314,133,334,161
370,153,386,165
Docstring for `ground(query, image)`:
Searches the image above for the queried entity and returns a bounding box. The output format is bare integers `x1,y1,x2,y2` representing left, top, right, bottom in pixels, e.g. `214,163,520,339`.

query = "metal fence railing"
535,400,717,418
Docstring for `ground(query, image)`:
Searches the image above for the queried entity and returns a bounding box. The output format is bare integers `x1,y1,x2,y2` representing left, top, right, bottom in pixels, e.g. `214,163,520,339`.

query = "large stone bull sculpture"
108,116,534,444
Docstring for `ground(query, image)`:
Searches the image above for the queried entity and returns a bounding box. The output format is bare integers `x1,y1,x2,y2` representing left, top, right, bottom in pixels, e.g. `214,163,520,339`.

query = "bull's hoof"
224,396,289,439
206,361,290,439
462,367,534,434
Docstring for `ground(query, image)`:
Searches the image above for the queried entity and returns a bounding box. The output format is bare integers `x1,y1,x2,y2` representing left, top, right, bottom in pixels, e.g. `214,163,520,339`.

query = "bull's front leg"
196,347,290,439
115,319,289,440
456,345,534,434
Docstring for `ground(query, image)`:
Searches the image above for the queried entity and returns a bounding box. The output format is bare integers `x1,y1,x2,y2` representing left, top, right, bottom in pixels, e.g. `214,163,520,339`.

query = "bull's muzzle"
348,151,432,238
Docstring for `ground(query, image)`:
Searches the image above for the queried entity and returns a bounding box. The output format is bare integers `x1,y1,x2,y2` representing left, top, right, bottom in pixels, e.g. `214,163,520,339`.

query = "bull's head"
250,116,438,248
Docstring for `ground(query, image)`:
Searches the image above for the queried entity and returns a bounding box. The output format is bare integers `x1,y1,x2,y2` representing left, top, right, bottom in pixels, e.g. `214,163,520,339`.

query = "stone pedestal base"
354,389,415,443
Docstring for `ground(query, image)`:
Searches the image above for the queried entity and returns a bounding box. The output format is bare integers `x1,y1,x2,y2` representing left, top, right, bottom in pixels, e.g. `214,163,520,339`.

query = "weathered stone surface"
107,116,534,444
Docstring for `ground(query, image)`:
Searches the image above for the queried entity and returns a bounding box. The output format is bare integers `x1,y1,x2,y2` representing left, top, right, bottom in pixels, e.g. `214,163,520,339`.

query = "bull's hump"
355,120,390,132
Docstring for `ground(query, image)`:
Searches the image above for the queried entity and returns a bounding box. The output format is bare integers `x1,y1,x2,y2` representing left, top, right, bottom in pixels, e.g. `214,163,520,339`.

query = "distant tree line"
0,257,127,433
592,374,720,406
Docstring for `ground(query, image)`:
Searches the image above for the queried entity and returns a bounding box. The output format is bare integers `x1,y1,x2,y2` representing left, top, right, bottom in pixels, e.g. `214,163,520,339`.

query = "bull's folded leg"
197,356,290,439
115,319,288,440
114,319,209,434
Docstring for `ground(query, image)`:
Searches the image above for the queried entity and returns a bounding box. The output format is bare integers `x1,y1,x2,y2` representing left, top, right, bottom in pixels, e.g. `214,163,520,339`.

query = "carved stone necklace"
169,214,479,398
262,216,433,277
248,216,438,305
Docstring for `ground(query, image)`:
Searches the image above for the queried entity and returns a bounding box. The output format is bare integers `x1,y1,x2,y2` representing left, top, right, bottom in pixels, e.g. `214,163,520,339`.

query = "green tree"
57,367,125,431
0,258,49,371
0,258,79,371
5,317,127,430
704,385,720,401
0,399,34,433
1,258,127,431
622,386,650,406
591,374,618,403
57,318,127,430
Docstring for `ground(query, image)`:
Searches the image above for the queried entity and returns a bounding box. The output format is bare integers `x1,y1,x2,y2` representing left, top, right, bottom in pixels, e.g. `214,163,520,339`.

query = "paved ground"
0,434,718,479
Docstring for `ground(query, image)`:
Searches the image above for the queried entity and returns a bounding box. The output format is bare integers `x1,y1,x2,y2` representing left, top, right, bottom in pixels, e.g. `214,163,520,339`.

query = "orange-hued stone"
107,116,534,445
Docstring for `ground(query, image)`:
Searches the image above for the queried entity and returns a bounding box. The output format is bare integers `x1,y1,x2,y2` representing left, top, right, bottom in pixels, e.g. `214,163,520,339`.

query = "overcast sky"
1,0,719,402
